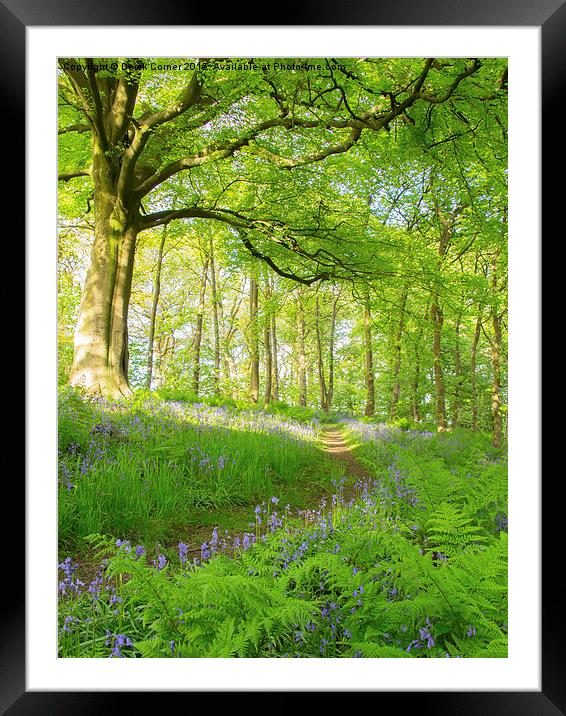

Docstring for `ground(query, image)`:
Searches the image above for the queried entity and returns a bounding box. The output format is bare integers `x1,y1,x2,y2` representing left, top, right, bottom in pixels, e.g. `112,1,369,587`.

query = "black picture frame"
13,1,553,711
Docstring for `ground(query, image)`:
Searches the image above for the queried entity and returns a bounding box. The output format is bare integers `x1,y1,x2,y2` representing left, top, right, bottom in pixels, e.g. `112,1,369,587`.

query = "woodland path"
320,424,374,485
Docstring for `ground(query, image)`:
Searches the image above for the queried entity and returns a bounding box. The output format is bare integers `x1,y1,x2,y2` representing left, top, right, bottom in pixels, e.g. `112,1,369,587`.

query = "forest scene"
57,56,508,659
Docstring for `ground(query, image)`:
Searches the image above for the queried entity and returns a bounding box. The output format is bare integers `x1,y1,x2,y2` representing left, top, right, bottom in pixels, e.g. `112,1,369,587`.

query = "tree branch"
136,67,203,130
58,169,91,182
58,123,91,135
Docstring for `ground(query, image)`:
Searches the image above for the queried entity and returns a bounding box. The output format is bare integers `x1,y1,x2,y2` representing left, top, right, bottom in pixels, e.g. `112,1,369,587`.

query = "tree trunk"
296,291,307,407
270,277,279,402
263,277,273,407
411,354,421,423
470,310,482,431
390,283,409,420
491,252,503,448
221,279,244,400
430,206,452,432
451,316,462,428
271,311,279,402
263,317,272,407
410,310,426,424
69,145,138,398
431,297,446,431
146,224,168,390
327,293,338,411
248,276,260,403
209,237,221,397
363,298,375,417
192,253,210,396
315,296,328,412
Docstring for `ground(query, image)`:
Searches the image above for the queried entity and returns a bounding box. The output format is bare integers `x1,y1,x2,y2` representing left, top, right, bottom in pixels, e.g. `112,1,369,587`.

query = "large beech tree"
58,56,504,397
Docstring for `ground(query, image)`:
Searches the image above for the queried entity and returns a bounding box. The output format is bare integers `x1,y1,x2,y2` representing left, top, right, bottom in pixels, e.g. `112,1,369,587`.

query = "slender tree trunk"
249,276,260,403
269,276,279,402
411,310,425,423
430,207,452,432
470,310,482,431
327,293,338,410
146,224,168,389
69,144,138,398
315,296,328,412
431,297,446,431
271,311,279,402
263,317,272,407
154,334,174,388
209,237,221,397
263,277,273,407
363,297,375,417
411,354,421,423
390,283,409,420
226,352,238,398
451,315,462,428
491,252,503,448
296,291,307,407
192,253,209,396
222,279,244,399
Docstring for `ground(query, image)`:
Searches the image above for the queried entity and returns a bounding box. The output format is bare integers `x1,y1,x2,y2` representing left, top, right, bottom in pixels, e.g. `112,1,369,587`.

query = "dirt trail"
320,425,373,483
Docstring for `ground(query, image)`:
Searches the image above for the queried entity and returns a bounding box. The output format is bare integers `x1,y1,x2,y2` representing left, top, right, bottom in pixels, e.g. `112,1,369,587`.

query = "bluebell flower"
156,554,167,570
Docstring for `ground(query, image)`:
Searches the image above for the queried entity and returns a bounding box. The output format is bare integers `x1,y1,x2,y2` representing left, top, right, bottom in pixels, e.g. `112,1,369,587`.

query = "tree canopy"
58,55,507,443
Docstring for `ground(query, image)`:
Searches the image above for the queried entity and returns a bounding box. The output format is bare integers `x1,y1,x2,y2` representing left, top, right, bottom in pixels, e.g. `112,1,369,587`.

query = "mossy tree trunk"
69,141,138,398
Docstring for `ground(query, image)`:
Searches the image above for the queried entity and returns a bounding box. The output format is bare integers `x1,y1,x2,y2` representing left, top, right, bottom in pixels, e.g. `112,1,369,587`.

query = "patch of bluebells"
105,631,133,658
168,401,322,445
62,615,76,633
388,458,420,508
153,554,167,571
58,435,505,660
87,569,104,601
58,557,84,597
495,512,508,533
406,617,436,653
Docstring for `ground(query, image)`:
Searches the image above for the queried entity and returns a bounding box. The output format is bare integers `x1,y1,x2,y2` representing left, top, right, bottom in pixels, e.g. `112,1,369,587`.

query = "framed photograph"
13,0,554,711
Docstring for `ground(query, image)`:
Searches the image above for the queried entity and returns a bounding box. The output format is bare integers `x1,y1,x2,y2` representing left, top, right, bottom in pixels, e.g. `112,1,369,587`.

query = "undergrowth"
58,418,507,658
58,388,333,549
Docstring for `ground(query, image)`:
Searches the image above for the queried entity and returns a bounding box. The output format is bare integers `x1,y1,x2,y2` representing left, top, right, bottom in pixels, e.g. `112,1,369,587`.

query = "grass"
58,419,508,659
58,388,344,553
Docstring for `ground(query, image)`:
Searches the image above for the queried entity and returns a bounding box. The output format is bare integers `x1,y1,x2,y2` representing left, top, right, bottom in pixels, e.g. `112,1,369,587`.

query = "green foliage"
388,416,411,431
154,386,198,403
57,57,508,660
58,425,507,659
58,389,332,548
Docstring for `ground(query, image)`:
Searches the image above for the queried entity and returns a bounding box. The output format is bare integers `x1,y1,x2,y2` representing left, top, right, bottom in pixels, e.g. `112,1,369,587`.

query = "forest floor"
174,425,371,561
69,423,373,582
